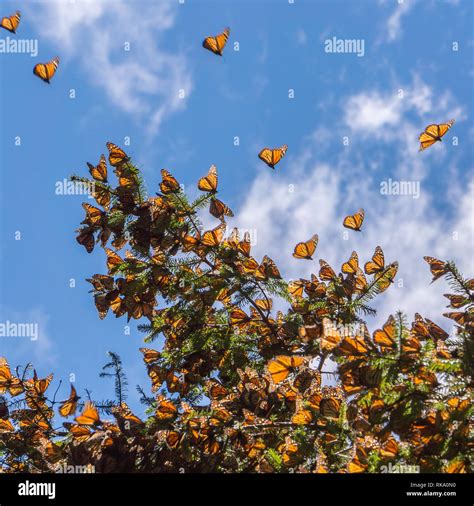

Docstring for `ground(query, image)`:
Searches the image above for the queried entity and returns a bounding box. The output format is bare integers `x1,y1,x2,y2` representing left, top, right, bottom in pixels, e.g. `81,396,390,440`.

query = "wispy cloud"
383,0,417,42
28,1,192,136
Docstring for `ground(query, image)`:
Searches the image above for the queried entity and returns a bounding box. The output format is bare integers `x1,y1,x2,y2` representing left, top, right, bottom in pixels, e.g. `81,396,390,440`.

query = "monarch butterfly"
0,358,23,396
59,384,80,418
139,347,161,364
230,308,250,327
319,259,337,281
267,355,305,384
343,208,364,231
255,298,272,313
87,154,107,182
293,234,318,260
423,256,447,282
202,27,230,56
160,169,180,194
257,255,281,279
419,120,455,151
76,227,95,253
198,165,218,192
376,262,398,292
166,430,183,449
155,396,178,420
364,246,385,275
258,145,288,169
75,401,101,426
1,11,20,33
105,248,123,273
292,408,313,425
81,202,104,227
238,231,252,257
288,279,305,299
342,251,359,275
106,142,129,167
33,56,60,83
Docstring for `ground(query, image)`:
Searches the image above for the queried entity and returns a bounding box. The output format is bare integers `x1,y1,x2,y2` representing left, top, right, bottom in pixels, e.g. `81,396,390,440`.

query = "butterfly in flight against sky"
343,209,365,232
418,119,455,151
0,11,20,33
33,56,60,84
258,145,288,169
202,27,230,56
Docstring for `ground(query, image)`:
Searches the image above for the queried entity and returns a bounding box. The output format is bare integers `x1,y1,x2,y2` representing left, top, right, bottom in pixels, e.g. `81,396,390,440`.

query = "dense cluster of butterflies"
0,256,471,472
0,11,60,83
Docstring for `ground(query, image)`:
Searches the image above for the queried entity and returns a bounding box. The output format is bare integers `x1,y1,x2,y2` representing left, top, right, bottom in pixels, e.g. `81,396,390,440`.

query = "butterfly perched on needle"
202,27,230,56
293,234,318,260
343,209,364,231
0,11,20,33
418,120,455,151
258,145,288,169
33,56,60,83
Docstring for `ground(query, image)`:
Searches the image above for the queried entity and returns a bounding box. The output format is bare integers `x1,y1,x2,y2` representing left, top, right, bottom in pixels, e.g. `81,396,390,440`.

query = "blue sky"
0,0,472,416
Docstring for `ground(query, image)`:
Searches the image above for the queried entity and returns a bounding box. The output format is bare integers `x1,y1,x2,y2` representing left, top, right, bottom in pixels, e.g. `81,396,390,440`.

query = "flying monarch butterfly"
267,355,305,384
202,27,230,56
0,11,20,33
75,401,101,426
258,145,288,169
342,251,359,275
364,246,385,275
33,56,60,83
343,208,364,231
423,256,448,282
293,234,318,260
59,384,80,418
106,142,129,167
419,119,455,151
198,165,218,192
160,169,180,194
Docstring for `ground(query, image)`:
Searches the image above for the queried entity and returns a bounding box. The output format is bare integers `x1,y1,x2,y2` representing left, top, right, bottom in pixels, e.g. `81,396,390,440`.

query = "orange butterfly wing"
203,27,230,55
33,57,59,83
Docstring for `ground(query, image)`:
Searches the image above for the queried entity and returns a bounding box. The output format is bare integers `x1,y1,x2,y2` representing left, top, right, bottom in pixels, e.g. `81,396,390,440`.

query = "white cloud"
230,77,471,335
28,1,192,136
